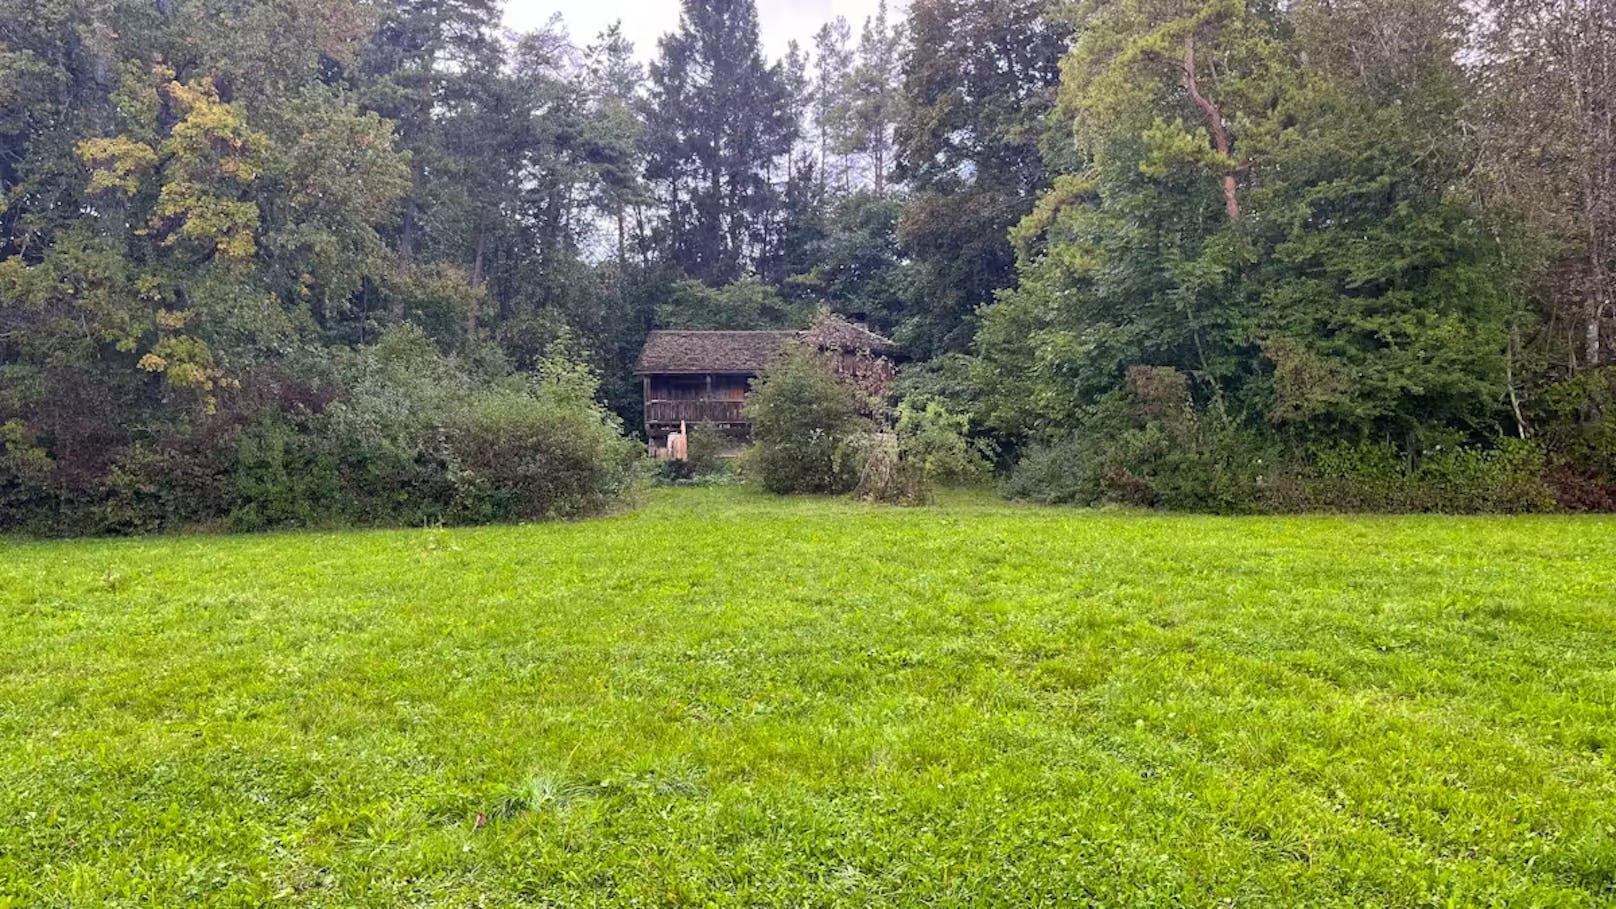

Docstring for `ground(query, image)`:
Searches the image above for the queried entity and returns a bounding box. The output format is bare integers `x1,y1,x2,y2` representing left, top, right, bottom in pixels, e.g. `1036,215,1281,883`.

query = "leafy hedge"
0,327,643,536
1004,366,1567,515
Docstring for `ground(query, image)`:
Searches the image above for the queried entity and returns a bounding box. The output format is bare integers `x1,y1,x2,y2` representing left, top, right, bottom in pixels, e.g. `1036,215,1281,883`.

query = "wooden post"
643,375,653,455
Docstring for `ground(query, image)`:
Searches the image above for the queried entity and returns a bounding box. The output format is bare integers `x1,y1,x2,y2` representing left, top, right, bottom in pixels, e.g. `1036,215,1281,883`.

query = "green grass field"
2,489,1614,907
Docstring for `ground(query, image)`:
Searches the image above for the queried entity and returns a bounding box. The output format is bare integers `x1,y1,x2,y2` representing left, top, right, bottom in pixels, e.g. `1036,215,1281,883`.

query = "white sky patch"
504,0,904,61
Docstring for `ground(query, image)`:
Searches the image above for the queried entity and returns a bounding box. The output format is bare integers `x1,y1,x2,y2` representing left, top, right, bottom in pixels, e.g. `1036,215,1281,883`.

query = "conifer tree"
645,0,798,286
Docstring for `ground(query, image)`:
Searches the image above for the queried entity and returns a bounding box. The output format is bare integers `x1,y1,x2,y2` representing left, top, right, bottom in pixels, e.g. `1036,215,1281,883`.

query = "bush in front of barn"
742,345,868,495
443,350,645,523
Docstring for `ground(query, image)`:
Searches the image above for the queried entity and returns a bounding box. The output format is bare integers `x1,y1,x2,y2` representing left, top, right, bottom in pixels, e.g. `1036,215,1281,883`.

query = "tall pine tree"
895,0,1072,356
645,0,797,286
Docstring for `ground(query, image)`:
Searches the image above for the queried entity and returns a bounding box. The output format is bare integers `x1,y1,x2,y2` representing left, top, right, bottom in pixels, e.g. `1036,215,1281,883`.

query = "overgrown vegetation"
743,345,867,495
976,0,1616,512
2,489,1613,905
3,0,1616,532
0,326,642,534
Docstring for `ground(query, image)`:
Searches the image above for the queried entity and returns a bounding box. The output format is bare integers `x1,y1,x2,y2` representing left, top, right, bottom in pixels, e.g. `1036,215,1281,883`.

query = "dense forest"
2,0,1614,531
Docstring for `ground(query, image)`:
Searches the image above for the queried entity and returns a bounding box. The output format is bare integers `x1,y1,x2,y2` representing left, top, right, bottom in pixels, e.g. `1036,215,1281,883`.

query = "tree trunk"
1587,175,1610,370
634,201,651,269
709,159,724,281
469,227,486,346
393,200,417,323
1575,0,1615,369
616,204,627,265
1590,296,1606,369
1507,324,1530,439
1183,34,1241,222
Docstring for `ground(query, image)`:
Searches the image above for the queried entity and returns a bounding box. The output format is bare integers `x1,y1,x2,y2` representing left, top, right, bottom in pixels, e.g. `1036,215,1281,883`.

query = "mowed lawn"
2,490,1614,907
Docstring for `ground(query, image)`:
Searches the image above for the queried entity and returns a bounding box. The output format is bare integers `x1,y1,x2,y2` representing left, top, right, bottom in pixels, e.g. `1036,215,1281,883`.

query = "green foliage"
231,417,344,532
0,420,53,527
441,390,636,523
1002,435,1091,507
786,192,907,332
646,0,798,285
895,0,1071,355
320,327,644,527
979,0,1526,499
655,280,810,331
0,324,642,535
685,421,730,478
1245,99,1513,445
850,404,990,506
443,347,644,523
1538,368,1616,482
261,90,412,319
896,401,992,488
1263,440,1556,515
94,434,239,536
3,489,1616,904
894,354,981,429
1004,370,1554,515
847,432,920,504
1005,368,1265,513
382,264,483,350
743,345,868,494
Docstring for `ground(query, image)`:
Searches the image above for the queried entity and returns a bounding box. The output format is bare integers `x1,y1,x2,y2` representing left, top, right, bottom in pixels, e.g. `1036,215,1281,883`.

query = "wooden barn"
636,316,899,458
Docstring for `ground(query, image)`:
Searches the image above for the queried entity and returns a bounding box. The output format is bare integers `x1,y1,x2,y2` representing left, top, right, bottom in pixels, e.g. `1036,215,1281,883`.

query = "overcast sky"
504,0,904,61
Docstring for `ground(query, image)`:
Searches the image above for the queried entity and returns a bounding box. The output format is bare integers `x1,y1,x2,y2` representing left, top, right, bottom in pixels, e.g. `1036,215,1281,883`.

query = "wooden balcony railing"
647,399,747,425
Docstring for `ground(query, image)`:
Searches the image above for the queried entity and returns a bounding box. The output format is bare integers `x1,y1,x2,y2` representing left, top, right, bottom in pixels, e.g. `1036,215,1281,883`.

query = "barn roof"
636,331,796,375
802,316,900,357
637,317,900,376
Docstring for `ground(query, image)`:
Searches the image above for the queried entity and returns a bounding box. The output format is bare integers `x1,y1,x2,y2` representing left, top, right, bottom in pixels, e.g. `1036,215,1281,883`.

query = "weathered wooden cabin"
636,317,898,457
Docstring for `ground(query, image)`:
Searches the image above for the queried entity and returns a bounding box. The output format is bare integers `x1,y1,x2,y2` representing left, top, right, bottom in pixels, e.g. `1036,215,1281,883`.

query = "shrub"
0,419,54,531
317,326,643,527
1012,421,1555,516
1264,439,1554,514
1003,433,1092,506
230,417,343,532
1539,368,1616,469
93,426,240,536
852,403,992,506
1,326,645,536
896,402,992,487
685,422,729,478
442,346,644,523
850,432,925,505
657,458,696,485
1534,368,1616,510
1004,368,1265,513
743,345,867,494
443,390,642,522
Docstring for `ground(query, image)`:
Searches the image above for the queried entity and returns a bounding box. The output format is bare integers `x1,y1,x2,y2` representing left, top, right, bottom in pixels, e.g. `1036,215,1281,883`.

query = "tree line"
976,0,1616,511
1,0,1613,530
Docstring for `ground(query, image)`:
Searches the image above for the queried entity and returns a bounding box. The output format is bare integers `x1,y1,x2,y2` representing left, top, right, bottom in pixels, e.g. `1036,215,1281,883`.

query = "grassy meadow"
2,488,1615,906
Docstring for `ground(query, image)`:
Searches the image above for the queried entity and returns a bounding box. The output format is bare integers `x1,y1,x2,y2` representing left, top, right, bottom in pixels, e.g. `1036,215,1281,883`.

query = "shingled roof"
802,315,900,357
637,317,901,376
637,331,796,375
